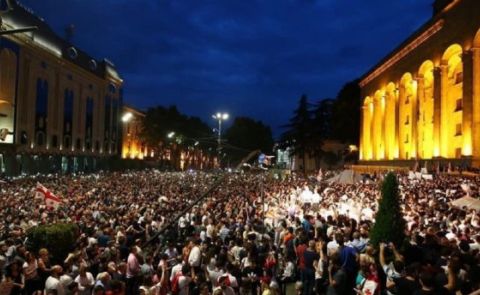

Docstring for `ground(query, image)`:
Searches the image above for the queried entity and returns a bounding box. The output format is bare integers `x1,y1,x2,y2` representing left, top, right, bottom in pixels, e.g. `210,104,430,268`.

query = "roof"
2,0,122,81
123,104,146,117
359,0,461,87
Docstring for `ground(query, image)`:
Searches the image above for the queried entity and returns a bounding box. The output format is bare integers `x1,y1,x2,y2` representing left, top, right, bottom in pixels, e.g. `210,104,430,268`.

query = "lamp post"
212,112,229,167
121,112,133,158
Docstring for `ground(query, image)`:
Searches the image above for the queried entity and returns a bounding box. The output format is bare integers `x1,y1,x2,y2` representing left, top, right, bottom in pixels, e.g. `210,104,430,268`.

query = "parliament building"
0,1,124,174
359,0,480,167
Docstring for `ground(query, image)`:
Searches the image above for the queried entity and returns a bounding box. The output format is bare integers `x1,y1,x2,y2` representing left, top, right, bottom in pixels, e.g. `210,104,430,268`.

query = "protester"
0,169,479,294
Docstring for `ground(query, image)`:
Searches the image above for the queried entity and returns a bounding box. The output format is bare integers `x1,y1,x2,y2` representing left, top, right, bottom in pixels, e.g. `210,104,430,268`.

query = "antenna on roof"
65,24,75,43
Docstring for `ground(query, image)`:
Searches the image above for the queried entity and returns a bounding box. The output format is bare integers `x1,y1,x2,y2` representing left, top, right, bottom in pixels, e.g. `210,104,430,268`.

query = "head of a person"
308,240,316,250
419,271,434,289
79,264,87,276
92,285,105,295
335,233,345,246
295,281,303,294
51,265,63,277
181,264,191,276
97,272,111,284
39,248,49,258
129,246,137,254
393,260,405,274
109,279,125,295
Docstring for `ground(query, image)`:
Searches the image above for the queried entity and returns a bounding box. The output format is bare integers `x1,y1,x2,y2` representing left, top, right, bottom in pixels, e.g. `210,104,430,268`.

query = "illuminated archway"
474,29,480,47
0,48,17,144
442,44,463,158
418,60,435,159
399,73,415,159
473,29,480,159
362,96,373,160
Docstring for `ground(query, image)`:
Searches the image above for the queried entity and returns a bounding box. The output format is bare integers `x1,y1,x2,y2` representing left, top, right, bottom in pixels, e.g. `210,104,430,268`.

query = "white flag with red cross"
35,182,62,209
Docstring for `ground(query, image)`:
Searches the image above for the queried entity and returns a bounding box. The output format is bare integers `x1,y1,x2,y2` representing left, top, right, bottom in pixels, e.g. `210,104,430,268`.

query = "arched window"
51,135,58,148
36,132,45,146
64,136,71,149
20,131,28,145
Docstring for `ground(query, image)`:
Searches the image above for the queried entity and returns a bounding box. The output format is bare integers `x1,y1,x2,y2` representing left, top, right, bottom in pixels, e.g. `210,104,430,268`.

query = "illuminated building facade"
0,1,123,174
121,106,150,160
360,0,480,166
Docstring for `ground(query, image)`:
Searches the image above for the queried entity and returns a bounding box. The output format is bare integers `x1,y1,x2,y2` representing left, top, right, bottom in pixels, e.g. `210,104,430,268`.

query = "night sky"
21,0,432,136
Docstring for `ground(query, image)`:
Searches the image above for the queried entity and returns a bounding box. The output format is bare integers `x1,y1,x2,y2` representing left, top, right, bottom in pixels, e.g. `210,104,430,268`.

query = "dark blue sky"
21,0,432,136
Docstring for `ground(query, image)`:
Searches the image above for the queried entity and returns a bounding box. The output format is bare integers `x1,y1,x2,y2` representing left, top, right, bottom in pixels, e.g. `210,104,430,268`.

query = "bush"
26,223,79,264
369,173,406,247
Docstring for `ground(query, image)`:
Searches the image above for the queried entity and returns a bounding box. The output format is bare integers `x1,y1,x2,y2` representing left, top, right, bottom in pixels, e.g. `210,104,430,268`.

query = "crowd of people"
0,169,479,295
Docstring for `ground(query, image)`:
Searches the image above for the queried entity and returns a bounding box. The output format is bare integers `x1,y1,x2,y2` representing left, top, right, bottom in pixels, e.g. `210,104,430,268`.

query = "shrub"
26,223,79,264
369,173,406,247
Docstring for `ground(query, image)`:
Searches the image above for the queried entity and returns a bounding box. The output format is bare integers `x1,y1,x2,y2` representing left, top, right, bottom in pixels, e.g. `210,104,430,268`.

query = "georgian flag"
35,183,62,209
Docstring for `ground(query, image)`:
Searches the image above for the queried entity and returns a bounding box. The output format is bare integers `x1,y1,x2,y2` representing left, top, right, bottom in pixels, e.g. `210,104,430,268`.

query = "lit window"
405,134,409,143
405,95,410,104
455,123,462,136
455,72,463,85
455,98,463,112
455,148,462,158
405,115,410,125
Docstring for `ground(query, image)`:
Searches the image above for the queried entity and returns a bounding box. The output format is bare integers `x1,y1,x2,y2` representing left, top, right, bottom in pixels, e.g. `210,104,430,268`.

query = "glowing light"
33,36,62,57
121,112,133,122
212,112,229,121
167,132,175,138
463,144,472,156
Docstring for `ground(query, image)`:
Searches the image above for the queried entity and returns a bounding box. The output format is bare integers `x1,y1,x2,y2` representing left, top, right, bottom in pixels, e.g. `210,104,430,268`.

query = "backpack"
171,271,183,295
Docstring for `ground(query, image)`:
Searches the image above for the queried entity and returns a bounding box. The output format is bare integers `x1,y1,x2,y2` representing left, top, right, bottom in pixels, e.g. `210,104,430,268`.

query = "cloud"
20,0,432,136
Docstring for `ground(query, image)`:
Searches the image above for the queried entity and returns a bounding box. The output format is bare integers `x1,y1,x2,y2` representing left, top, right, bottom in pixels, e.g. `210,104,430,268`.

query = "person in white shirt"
188,239,202,268
170,258,184,283
74,264,94,295
327,238,339,256
177,264,192,295
469,235,480,252
44,265,65,295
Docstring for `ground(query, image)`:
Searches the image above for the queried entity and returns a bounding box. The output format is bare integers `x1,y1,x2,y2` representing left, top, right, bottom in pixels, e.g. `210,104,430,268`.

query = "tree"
313,98,335,140
281,94,314,174
311,98,335,168
224,117,274,165
331,80,361,144
322,151,340,169
140,105,215,169
370,173,406,247
26,223,79,264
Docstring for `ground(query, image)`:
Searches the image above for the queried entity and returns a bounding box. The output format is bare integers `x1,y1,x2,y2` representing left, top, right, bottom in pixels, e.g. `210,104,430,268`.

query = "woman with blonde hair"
38,248,51,290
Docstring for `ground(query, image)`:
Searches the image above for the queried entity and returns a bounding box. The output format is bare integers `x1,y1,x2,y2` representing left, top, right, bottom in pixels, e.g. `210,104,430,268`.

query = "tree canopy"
141,105,215,152
224,117,274,165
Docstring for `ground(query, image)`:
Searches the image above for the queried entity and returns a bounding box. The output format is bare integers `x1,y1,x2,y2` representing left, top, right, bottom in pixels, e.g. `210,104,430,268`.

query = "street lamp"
167,131,175,139
121,112,134,158
212,112,229,167
121,112,133,123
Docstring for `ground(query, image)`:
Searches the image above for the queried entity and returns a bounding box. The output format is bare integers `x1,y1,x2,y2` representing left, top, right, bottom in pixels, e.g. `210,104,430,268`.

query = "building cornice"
360,19,444,87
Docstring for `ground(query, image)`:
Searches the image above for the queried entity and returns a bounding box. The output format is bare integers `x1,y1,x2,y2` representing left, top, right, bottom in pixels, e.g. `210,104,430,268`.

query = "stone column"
371,102,376,160
360,105,364,160
416,76,425,159
382,94,388,160
384,94,390,160
394,87,400,159
433,63,447,157
463,50,474,157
